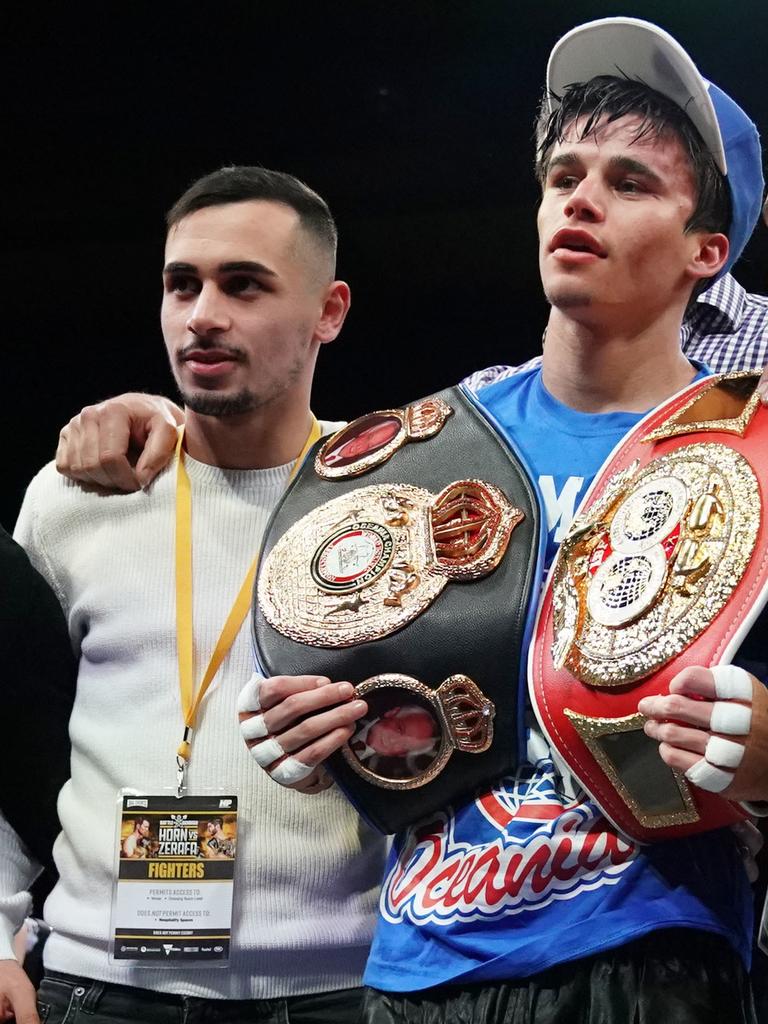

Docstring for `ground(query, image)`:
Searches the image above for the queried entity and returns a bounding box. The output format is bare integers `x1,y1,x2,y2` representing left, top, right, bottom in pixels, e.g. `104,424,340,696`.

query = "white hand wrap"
712,665,753,702
237,672,265,713
248,737,285,768
685,758,734,793
705,735,745,769
269,757,315,786
239,714,269,741
710,702,752,736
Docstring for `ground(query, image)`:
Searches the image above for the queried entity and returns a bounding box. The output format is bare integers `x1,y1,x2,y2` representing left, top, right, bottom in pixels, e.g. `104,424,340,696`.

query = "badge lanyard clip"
176,727,193,797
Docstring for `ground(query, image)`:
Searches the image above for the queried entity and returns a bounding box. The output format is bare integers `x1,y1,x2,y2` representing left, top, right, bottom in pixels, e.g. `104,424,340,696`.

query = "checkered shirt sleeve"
682,274,768,373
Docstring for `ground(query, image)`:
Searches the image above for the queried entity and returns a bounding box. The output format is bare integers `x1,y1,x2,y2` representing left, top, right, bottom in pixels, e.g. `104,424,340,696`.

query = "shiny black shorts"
361,928,756,1024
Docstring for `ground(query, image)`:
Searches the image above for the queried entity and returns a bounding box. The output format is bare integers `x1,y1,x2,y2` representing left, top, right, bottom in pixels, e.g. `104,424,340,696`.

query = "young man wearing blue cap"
238,18,767,1023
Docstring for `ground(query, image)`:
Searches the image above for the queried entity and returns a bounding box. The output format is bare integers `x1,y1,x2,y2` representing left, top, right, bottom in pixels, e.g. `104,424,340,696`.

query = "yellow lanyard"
173,416,321,795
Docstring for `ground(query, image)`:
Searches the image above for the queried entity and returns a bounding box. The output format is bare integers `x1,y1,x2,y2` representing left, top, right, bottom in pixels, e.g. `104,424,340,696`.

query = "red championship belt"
530,371,768,843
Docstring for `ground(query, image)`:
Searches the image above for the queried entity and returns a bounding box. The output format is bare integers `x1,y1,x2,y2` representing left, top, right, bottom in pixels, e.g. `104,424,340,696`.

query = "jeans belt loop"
79,980,106,1014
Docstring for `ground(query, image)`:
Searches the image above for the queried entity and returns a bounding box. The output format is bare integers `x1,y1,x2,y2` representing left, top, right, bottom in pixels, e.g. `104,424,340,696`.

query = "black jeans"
37,972,363,1024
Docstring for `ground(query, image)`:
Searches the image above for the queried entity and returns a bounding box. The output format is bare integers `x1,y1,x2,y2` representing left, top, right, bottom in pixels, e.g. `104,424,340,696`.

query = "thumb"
135,417,181,488
6,984,39,1024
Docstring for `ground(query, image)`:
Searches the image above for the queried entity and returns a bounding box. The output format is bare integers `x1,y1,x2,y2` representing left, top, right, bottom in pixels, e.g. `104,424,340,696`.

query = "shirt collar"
689,273,746,333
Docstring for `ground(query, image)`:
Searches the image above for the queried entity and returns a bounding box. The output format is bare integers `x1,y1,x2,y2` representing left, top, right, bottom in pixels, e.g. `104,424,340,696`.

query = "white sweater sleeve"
0,811,39,960
4,470,60,957
14,470,66,609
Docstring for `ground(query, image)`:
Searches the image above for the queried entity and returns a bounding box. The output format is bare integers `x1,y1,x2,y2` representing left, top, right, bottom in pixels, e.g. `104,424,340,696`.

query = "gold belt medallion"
551,442,760,687
258,479,523,647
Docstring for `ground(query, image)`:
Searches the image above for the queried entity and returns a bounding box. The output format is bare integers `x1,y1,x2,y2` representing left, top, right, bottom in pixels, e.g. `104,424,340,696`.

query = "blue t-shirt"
364,367,752,991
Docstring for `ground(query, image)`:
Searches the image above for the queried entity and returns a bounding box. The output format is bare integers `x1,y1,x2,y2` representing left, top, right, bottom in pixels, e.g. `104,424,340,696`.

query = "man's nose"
564,178,605,222
186,285,231,336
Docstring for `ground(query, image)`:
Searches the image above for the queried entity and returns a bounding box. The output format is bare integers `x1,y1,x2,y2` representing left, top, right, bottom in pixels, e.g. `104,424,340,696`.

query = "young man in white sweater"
0,166,387,1023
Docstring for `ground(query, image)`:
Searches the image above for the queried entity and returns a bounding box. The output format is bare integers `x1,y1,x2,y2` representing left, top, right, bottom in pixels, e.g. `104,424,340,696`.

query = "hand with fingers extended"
56,393,184,492
0,958,40,1024
236,673,368,793
638,664,768,804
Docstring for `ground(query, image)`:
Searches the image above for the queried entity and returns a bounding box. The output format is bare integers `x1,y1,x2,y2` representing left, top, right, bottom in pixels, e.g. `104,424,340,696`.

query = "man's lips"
549,228,607,259
180,349,241,377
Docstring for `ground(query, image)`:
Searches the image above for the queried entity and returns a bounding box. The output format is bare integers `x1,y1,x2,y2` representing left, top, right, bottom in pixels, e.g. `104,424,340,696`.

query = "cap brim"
546,17,726,173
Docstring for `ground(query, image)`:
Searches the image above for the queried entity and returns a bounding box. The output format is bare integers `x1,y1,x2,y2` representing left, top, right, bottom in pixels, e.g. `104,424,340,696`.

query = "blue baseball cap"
546,17,764,278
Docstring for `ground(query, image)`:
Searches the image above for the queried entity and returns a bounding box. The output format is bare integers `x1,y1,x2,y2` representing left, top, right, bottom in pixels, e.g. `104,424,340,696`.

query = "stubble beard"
179,387,264,418
176,352,306,419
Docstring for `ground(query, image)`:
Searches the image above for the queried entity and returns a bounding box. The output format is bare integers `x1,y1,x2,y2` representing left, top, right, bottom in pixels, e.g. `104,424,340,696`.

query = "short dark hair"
535,76,731,244
166,165,338,266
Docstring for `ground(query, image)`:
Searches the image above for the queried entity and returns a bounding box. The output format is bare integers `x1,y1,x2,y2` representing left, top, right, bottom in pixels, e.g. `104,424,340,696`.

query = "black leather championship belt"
531,372,768,843
252,386,543,833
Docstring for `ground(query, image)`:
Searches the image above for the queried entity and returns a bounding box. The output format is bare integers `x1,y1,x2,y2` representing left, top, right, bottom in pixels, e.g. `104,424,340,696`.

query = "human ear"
314,281,351,344
688,232,729,282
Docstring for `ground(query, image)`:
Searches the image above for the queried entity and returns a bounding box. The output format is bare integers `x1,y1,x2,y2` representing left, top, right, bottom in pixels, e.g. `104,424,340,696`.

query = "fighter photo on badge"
200,816,237,859
119,815,159,859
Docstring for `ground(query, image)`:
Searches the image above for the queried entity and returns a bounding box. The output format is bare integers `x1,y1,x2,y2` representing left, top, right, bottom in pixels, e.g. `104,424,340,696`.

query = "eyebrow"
545,151,663,187
608,155,663,186
546,152,579,174
162,260,278,277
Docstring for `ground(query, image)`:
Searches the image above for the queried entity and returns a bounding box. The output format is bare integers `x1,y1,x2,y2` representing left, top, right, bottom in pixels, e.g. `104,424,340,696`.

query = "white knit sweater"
3,441,386,998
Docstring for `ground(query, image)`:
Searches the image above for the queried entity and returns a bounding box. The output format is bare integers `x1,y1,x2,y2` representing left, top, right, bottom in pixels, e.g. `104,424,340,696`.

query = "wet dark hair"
535,75,731,243
166,165,337,266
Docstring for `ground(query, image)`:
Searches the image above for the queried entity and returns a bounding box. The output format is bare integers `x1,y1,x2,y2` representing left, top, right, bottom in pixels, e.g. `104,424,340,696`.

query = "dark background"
4,0,768,528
